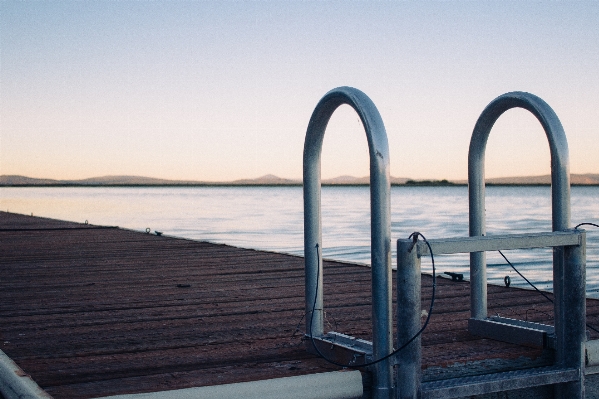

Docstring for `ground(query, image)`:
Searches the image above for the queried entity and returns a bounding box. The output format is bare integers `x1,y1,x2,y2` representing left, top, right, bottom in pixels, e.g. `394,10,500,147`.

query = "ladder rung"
421,366,579,399
468,318,551,348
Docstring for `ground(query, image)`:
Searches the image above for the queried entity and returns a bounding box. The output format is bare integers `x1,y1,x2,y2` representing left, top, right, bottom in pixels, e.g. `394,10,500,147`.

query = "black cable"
575,222,599,230
498,250,554,304
499,222,599,334
308,232,436,368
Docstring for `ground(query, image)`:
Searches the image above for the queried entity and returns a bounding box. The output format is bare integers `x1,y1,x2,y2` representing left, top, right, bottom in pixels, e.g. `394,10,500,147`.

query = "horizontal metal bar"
324,331,374,353
305,332,373,367
421,366,579,399
487,316,556,349
488,316,555,334
468,318,551,349
409,231,582,256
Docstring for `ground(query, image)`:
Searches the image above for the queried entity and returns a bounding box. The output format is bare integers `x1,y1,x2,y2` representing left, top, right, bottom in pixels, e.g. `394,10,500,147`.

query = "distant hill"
0,174,410,186
453,174,599,185
0,175,68,185
74,175,203,185
0,175,206,186
322,175,369,185
1,173,598,186
322,175,410,185
231,174,301,185
572,174,599,184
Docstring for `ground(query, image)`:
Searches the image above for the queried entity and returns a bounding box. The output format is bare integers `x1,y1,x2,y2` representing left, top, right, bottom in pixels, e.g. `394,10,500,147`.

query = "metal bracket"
421,366,579,399
305,331,373,367
444,272,464,282
469,317,555,349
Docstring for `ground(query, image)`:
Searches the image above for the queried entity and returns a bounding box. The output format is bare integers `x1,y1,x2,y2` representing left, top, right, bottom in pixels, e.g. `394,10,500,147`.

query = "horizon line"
2,173,599,187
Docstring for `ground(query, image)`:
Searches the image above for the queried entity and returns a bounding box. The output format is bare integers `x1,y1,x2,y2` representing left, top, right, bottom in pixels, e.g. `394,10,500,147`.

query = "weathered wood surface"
1,211,598,398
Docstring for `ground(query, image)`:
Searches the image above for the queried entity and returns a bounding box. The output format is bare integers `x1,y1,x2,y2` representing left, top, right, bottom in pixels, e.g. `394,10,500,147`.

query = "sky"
1,1,598,182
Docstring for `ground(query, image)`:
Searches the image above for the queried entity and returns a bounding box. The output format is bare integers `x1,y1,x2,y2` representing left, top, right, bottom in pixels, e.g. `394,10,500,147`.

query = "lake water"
2,185,598,297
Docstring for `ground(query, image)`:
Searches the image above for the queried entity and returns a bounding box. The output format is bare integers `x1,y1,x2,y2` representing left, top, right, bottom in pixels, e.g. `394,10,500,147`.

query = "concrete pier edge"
96,370,363,399
0,349,52,399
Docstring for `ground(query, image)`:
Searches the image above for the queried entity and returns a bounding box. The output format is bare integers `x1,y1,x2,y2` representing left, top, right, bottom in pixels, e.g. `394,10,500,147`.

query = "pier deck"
2,211,599,398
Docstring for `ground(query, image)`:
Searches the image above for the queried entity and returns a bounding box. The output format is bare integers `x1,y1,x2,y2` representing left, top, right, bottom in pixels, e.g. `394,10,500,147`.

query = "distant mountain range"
452,174,599,185
1,173,598,186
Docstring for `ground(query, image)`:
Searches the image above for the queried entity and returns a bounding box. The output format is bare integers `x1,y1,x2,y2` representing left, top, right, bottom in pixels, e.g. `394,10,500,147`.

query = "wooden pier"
2,211,599,398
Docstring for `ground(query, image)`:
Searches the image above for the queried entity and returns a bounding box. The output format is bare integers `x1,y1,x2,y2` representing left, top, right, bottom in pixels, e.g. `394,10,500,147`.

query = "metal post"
468,91,570,320
396,239,422,399
303,86,393,399
555,231,586,399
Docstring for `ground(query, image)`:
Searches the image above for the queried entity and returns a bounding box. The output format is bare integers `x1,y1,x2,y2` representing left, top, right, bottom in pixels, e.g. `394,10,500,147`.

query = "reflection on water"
2,185,598,297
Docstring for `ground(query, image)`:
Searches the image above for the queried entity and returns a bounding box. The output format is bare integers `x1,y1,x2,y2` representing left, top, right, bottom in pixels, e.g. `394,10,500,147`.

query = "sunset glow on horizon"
2,1,598,182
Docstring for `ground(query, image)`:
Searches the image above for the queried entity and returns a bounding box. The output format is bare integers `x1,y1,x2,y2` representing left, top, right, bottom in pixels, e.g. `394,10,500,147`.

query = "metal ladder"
397,230,586,398
303,89,587,398
397,92,586,399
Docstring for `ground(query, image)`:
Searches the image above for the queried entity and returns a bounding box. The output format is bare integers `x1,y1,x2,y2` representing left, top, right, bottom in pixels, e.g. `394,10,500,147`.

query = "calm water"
2,186,598,297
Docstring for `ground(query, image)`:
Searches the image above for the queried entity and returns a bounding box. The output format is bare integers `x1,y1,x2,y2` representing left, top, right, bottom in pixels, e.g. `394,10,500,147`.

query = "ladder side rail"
396,239,422,399
555,232,586,398
468,91,570,321
303,86,393,399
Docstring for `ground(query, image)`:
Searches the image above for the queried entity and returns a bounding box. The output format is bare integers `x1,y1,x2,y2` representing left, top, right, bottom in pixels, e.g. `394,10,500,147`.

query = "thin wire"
499,228,599,335
308,233,436,368
575,222,599,229
498,250,554,304
291,313,306,337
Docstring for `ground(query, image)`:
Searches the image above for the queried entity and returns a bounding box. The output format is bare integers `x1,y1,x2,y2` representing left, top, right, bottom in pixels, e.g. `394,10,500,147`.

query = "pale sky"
1,1,598,182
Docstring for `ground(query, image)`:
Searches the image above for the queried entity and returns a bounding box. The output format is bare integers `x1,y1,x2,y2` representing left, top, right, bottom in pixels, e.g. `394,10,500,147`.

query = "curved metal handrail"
303,86,392,397
468,91,571,320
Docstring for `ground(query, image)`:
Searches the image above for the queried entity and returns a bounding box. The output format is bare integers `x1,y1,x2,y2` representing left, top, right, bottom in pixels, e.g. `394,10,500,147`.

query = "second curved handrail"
468,91,570,320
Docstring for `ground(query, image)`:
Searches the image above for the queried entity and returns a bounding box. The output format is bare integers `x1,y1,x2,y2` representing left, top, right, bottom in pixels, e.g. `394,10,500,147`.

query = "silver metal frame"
303,86,393,399
302,89,584,398
396,230,586,399
468,91,571,321
396,240,422,399
463,92,585,398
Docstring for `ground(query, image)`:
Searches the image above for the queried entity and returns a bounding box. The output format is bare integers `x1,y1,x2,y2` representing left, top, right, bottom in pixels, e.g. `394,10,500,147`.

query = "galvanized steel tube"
303,86,392,398
555,232,586,399
468,91,570,320
396,239,422,399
